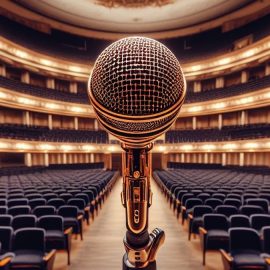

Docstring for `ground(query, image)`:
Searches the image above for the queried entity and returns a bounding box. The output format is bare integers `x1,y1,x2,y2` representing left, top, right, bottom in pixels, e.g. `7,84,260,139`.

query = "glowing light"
212,102,226,109
237,97,254,104
17,97,36,105
39,144,55,151
181,145,193,151
223,143,237,150
188,106,202,112
242,49,255,58
69,66,82,72
244,142,259,149
14,50,28,58
107,146,116,152
71,106,85,113
60,145,74,151
0,92,8,99
0,142,9,149
45,103,59,109
158,145,166,152
15,143,31,150
201,144,216,151
82,145,95,151
191,65,201,72
218,58,230,65
40,59,52,66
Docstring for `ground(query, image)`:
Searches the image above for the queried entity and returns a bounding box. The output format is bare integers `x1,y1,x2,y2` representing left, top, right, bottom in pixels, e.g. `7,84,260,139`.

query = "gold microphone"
88,37,186,269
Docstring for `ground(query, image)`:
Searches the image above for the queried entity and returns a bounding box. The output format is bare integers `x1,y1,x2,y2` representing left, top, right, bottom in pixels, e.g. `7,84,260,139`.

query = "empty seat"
0,226,13,254
8,206,31,216
240,205,264,217
47,198,65,209
246,199,269,213
33,206,56,218
205,198,223,209
215,205,238,218
229,215,250,228
224,198,242,208
220,228,267,270
8,199,28,208
12,215,37,231
29,198,47,209
250,214,270,233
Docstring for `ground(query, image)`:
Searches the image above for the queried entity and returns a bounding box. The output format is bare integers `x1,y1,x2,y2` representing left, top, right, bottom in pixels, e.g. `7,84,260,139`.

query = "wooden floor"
54,178,224,270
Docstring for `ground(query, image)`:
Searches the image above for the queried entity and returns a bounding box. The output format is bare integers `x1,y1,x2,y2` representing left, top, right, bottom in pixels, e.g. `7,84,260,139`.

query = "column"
239,152,244,167
44,153,49,167
74,117,79,130
21,71,30,84
0,64,6,77
194,81,201,93
62,153,67,164
94,119,99,130
161,154,168,170
241,70,249,83
215,77,224,88
240,111,247,125
265,63,270,76
181,153,185,163
192,116,197,130
23,111,30,126
48,114,53,130
70,82,78,94
90,153,94,163
204,153,208,163
46,78,55,89
222,153,227,166
218,114,223,130
25,153,32,167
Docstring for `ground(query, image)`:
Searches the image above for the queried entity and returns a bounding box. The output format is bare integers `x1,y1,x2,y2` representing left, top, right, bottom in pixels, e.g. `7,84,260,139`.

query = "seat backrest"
8,206,31,216
12,215,37,231
59,193,73,203
205,198,223,209
13,228,45,252
58,205,78,217
38,215,63,231
75,193,90,204
0,206,8,215
185,198,203,209
47,198,65,208
29,198,47,209
224,198,242,208
250,214,270,231
229,215,250,228
240,205,264,217
229,228,261,252
181,193,194,205
8,199,29,208
203,214,228,231
262,226,270,253
193,205,213,217
247,199,269,213
0,226,13,252
32,206,56,217
215,205,238,217
0,199,7,206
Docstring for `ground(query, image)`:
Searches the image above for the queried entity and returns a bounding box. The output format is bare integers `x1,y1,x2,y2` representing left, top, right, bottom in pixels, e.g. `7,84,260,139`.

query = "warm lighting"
180,144,193,151
71,106,85,113
82,145,95,151
237,96,254,104
243,142,259,149
0,91,8,99
17,97,36,105
60,145,74,151
0,142,9,149
212,102,226,109
188,106,202,112
223,143,237,150
201,144,216,151
191,65,201,71
14,49,28,58
15,143,31,150
218,58,231,65
69,66,82,72
242,49,255,58
45,103,59,109
158,145,166,152
107,146,116,152
39,144,55,151
40,59,53,66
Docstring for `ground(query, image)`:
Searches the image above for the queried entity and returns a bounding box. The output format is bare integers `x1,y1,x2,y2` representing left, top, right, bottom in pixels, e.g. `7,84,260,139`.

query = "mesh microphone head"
88,37,186,146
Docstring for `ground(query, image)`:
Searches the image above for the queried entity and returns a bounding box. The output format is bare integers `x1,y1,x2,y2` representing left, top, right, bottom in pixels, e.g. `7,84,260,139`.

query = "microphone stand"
121,143,165,270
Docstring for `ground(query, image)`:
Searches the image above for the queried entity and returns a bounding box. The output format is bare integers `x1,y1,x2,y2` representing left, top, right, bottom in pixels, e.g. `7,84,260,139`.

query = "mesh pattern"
90,37,185,116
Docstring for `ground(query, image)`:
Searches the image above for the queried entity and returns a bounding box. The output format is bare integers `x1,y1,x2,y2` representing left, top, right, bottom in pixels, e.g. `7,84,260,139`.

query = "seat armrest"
0,253,14,267
182,206,186,211
265,257,270,265
176,199,180,205
85,206,90,211
220,249,233,270
77,214,84,220
188,214,193,220
199,227,207,235
64,227,73,235
43,249,56,262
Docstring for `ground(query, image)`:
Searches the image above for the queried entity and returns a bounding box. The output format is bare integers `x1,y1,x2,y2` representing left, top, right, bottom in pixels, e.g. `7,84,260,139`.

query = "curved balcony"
1,15,270,79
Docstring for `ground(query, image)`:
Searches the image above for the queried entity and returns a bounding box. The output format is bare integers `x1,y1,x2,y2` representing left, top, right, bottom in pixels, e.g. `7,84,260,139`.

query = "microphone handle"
121,144,165,269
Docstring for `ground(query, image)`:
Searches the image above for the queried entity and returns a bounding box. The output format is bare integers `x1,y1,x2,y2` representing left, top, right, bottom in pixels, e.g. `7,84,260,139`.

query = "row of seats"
1,14,269,63
153,168,270,268
0,124,109,143
0,168,118,267
165,123,270,143
1,73,270,106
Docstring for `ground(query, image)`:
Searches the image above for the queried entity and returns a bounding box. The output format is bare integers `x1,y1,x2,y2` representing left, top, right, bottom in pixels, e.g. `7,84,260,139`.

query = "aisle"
54,178,223,270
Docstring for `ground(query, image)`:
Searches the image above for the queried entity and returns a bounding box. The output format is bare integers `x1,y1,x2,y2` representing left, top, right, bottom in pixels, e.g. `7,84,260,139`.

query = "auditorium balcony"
0,124,109,144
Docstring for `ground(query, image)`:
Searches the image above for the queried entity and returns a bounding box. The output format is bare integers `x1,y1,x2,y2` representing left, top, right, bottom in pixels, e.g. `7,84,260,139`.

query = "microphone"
88,37,186,269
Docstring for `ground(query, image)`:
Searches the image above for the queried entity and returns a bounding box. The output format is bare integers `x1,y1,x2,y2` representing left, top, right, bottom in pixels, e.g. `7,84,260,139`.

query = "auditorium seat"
12,215,37,231
220,228,267,270
0,226,13,254
10,228,56,270
8,206,31,216
38,216,72,265
33,206,56,218
199,214,229,265
229,215,250,228
250,214,270,234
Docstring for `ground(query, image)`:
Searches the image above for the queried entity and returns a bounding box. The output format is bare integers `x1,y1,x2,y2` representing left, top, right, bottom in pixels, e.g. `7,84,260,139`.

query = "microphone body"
88,37,186,269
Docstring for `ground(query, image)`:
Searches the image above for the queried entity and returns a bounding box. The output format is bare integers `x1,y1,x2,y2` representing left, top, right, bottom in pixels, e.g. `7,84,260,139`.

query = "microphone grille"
90,37,185,116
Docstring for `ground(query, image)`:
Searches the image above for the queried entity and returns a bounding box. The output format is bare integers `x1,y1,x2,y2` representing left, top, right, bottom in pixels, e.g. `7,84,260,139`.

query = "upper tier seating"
1,75,270,104
0,124,109,143
165,123,270,143
1,14,270,63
